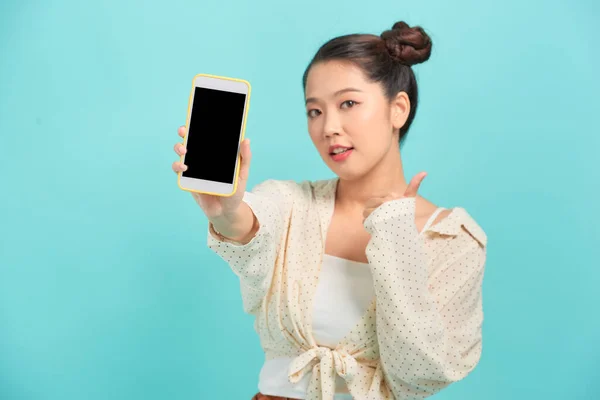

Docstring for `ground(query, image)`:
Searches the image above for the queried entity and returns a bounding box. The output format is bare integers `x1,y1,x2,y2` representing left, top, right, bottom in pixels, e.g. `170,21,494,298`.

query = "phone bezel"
178,74,250,197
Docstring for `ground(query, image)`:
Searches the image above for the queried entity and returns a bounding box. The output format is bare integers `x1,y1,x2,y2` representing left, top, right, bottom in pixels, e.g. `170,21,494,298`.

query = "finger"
364,198,384,209
238,138,252,181
363,207,376,220
365,195,395,209
404,172,427,197
366,196,390,204
178,125,186,138
172,161,188,173
174,143,186,156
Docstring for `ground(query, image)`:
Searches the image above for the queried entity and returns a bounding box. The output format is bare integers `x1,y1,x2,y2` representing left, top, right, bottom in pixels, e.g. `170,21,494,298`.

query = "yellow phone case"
177,73,251,197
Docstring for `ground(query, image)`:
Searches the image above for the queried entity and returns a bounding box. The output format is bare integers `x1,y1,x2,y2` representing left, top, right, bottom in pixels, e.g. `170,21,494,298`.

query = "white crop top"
258,254,375,399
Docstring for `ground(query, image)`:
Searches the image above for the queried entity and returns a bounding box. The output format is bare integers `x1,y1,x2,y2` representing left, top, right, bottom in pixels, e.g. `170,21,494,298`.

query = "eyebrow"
305,88,363,105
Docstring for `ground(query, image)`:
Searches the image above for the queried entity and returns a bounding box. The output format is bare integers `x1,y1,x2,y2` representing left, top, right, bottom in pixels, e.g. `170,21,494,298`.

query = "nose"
322,111,342,138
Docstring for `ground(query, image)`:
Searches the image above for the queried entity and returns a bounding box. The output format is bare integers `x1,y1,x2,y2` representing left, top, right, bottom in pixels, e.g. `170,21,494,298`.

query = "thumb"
404,171,427,198
238,138,252,181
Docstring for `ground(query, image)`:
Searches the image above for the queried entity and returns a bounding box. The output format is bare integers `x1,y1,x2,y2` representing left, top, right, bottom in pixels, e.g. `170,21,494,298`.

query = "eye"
306,100,358,119
307,109,321,119
341,100,358,109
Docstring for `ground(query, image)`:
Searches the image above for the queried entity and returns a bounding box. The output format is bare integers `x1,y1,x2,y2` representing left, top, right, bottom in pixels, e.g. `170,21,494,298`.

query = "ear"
390,91,410,130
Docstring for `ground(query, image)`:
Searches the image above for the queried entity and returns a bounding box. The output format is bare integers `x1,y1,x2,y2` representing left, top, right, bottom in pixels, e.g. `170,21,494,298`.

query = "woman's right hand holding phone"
172,125,258,244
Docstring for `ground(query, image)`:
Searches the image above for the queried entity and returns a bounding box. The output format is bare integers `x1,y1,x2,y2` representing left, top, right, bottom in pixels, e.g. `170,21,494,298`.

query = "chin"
327,163,366,181
320,150,371,181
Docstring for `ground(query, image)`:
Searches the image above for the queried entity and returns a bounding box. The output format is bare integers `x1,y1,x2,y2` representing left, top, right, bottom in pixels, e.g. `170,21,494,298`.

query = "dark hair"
302,21,432,146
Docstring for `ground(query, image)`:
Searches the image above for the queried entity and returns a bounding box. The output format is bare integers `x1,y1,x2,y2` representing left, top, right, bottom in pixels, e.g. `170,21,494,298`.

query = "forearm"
209,202,258,244
206,183,288,314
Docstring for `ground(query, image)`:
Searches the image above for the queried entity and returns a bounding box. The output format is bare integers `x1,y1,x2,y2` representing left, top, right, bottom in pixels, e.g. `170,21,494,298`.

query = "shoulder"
417,196,487,248
248,178,328,208
250,177,333,197
415,196,450,223
249,178,299,195
455,208,488,248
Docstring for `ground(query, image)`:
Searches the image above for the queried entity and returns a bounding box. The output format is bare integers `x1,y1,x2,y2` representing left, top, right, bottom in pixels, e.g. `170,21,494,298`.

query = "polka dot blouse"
207,177,488,400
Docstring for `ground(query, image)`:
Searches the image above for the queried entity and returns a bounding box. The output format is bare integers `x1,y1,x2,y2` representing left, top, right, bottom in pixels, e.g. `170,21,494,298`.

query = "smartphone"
177,73,251,196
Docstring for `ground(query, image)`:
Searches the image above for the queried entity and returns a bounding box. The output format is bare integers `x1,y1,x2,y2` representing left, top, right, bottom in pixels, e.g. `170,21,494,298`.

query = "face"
304,60,409,181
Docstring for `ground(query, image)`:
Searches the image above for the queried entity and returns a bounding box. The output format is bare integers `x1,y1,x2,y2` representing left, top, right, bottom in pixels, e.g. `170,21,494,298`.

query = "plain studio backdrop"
0,1,598,399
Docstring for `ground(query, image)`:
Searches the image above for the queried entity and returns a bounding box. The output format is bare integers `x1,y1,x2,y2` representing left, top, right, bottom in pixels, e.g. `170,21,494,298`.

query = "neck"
335,144,408,210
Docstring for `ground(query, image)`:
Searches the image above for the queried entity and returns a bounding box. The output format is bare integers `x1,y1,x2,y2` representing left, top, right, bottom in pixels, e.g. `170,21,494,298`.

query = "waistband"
252,393,301,400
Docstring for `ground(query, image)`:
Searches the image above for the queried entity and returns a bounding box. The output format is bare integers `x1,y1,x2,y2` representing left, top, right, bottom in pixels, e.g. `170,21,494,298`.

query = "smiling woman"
301,22,430,186
172,20,487,400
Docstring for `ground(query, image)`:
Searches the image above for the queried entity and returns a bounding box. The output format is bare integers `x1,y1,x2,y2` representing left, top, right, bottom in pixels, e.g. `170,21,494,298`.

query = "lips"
329,146,354,162
328,145,353,155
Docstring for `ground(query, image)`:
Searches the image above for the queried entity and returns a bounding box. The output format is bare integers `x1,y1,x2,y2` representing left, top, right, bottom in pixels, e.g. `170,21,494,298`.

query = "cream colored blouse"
207,177,488,400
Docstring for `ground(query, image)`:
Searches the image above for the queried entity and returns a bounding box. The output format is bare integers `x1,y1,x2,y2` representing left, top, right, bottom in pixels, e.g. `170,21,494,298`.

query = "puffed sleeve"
207,179,294,314
363,197,487,399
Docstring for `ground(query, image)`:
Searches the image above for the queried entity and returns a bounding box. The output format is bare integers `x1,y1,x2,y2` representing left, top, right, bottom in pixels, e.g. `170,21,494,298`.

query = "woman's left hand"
362,171,427,222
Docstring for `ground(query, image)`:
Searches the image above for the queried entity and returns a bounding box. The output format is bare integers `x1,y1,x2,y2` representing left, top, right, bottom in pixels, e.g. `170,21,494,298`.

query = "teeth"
333,148,349,154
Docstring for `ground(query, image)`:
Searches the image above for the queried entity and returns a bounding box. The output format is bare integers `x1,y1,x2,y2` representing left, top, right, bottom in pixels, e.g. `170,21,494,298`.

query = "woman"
172,21,487,400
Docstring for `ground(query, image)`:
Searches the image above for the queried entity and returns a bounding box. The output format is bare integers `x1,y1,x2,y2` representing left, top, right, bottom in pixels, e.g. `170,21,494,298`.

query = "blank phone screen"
181,87,247,184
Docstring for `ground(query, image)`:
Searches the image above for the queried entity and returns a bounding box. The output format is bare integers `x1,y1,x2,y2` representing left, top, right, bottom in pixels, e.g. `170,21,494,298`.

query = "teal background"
0,0,598,399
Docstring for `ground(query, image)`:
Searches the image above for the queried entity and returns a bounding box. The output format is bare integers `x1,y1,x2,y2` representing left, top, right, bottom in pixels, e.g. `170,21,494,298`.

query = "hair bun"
380,21,432,66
